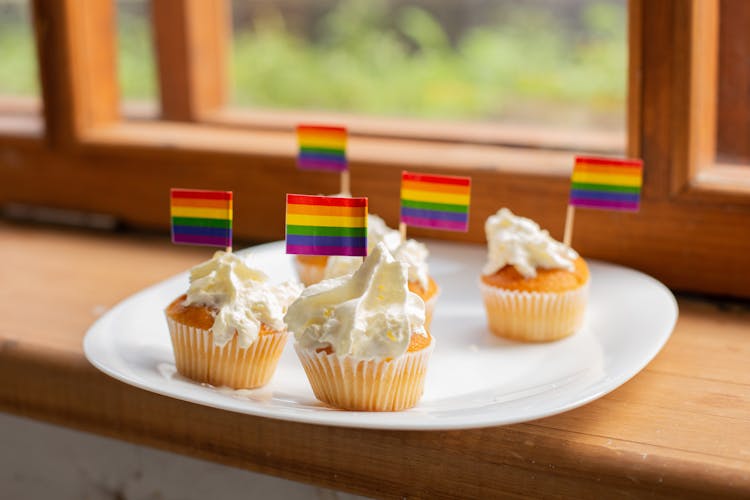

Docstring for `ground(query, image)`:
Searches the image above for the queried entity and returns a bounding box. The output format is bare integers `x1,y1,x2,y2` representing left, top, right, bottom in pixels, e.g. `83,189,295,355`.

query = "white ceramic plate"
84,240,677,430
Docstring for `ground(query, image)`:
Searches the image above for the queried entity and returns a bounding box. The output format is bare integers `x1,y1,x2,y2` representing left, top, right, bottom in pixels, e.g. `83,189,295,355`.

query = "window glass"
0,0,38,97
229,0,626,134
117,0,157,109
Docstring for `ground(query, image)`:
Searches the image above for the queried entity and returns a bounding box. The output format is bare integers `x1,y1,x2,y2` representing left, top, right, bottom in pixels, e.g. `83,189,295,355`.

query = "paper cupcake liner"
166,317,287,389
479,282,588,342
294,258,326,287
294,342,434,411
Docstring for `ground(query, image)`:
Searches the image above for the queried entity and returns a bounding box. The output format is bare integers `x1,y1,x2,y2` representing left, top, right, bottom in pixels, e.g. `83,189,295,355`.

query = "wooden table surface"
1,222,749,499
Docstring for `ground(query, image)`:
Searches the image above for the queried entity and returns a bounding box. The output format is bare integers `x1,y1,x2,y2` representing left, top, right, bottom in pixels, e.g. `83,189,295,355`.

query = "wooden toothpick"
563,205,575,247
340,170,351,196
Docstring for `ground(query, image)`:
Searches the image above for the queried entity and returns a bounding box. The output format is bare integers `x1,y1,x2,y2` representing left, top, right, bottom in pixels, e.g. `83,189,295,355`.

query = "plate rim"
83,240,678,430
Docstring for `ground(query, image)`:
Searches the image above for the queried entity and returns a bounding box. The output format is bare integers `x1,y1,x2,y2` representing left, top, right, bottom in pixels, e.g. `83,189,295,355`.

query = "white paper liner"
294,341,434,411
479,282,588,342
166,317,287,389
294,257,327,287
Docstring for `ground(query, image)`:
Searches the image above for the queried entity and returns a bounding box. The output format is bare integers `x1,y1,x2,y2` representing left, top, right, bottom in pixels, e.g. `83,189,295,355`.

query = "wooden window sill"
1,222,749,498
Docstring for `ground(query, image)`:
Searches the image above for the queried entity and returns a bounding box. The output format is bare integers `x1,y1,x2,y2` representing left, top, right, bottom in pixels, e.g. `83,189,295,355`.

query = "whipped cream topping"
322,256,363,280
482,208,578,278
184,251,302,348
392,239,430,290
285,242,426,359
368,214,403,251
323,213,402,279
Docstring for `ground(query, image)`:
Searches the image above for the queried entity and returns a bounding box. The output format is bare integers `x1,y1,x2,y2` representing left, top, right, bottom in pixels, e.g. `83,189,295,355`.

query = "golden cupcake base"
295,342,434,411
166,317,287,389
479,282,588,342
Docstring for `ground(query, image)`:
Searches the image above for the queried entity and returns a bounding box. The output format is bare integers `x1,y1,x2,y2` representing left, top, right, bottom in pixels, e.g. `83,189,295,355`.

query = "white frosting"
183,251,302,348
323,214,402,278
482,208,578,278
368,214,403,251
323,256,362,280
392,239,430,290
285,242,426,359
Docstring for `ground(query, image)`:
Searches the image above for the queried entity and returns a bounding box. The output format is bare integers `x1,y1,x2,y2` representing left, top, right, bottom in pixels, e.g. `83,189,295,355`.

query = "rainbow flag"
170,188,233,247
570,156,644,212
286,194,368,256
297,125,348,172
400,171,471,232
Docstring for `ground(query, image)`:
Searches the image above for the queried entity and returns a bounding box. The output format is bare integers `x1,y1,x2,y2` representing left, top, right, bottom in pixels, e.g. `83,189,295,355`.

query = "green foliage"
0,22,38,96
231,0,626,127
117,10,157,99
0,0,626,128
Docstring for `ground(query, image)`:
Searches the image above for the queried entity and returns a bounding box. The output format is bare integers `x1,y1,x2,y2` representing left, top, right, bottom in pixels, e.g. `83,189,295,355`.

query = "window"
1,0,749,297
220,0,626,154
0,0,38,98
116,0,158,117
0,0,41,137
228,1,626,133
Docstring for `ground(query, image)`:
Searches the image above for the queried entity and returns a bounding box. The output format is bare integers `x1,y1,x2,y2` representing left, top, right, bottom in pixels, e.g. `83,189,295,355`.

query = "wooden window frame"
1,0,749,298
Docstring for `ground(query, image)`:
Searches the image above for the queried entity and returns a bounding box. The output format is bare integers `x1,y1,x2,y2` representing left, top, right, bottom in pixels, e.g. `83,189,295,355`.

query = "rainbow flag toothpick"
297,125,348,172
570,156,643,212
400,171,471,232
170,188,233,248
286,194,368,256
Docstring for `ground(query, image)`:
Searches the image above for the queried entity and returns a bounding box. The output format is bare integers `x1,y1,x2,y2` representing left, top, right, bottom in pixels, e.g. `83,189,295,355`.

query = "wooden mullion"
31,0,120,148
636,0,677,199
636,0,719,199
716,0,750,162
151,0,229,121
32,0,73,147
672,0,719,196
626,0,643,159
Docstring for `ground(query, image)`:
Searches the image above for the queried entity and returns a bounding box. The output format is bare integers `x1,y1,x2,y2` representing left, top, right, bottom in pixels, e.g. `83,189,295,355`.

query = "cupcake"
165,251,302,389
479,208,589,342
294,214,401,286
285,242,433,411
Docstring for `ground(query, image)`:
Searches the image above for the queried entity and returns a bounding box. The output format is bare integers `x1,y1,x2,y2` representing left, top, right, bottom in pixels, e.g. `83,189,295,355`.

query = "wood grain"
637,0,750,204
2,121,750,298
206,108,626,155
627,0,642,159
686,0,719,192
152,0,228,121
668,0,718,196
0,224,749,498
717,0,750,163
31,0,119,147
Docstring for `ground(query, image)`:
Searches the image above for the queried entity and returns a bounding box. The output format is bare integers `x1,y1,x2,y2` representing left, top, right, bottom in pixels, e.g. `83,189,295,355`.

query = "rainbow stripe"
170,189,232,247
286,194,368,256
570,156,643,212
400,171,471,232
297,125,348,172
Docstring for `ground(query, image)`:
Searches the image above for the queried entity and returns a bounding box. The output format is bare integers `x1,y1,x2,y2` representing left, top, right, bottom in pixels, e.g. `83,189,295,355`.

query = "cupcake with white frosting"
285,242,433,411
479,208,589,342
165,251,302,389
